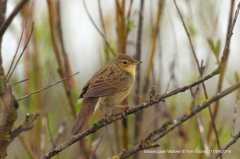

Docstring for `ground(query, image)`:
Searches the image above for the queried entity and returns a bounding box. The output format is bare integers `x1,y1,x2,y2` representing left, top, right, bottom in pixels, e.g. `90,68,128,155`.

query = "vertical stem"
115,0,126,54
133,0,144,158
98,0,109,61
0,0,7,94
137,0,164,153
122,98,128,153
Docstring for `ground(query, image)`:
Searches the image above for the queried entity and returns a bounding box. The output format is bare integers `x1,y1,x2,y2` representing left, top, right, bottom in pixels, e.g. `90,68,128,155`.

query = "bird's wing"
82,66,131,98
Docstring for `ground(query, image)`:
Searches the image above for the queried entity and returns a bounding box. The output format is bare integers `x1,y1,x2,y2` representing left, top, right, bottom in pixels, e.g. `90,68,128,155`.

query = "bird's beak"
131,61,142,65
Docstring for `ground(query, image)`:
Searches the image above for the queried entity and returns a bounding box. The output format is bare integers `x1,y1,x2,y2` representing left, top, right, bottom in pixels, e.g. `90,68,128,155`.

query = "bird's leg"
100,108,110,121
112,105,134,118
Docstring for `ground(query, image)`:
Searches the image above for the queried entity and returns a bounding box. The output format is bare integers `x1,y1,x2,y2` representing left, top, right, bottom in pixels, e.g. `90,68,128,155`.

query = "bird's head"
112,54,142,75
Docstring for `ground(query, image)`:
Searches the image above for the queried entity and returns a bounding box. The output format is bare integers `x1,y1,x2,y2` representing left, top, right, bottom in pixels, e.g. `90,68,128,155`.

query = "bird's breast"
99,86,132,109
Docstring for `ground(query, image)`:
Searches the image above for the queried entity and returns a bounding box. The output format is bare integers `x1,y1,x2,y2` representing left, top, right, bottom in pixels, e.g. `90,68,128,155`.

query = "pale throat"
125,65,137,77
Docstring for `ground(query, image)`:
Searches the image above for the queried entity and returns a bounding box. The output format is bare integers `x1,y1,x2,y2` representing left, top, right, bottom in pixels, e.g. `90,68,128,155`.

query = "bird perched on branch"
71,54,142,135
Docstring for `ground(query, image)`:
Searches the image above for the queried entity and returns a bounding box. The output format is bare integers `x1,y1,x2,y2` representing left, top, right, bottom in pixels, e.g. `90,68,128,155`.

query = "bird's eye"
123,61,127,64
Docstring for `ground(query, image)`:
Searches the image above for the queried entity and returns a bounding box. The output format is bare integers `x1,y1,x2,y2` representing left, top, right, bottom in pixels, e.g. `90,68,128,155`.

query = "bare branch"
11,112,40,139
0,0,29,37
90,126,107,159
17,72,79,101
211,129,240,158
82,0,116,56
190,62,210,159
52,120,66,149
10,79,28,86
173,0,200,69
6,23,34,83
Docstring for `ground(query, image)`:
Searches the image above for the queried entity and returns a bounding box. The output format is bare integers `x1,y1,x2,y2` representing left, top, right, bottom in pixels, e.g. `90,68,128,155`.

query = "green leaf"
227,78,233,86
215,39,221,58
235,71,239,82
207,38,215,54
128,20,136,30
207,38,221,61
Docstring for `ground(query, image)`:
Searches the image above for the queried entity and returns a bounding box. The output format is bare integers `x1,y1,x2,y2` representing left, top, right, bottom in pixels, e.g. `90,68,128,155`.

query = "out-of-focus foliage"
1,0,240,159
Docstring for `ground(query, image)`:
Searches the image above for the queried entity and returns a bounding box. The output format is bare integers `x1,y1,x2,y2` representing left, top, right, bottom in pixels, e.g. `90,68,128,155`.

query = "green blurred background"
2,0,240,158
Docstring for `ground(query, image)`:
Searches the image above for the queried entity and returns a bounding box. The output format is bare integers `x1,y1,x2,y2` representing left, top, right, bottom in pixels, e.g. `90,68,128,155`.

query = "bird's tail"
71,97,99,135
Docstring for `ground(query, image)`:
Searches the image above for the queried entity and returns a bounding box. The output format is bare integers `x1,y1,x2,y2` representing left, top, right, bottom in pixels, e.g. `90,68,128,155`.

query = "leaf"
207,38,215,54
215,39,221,58
207,38,221,61
235,71,239,82
72,88,79,102
128,20,136,31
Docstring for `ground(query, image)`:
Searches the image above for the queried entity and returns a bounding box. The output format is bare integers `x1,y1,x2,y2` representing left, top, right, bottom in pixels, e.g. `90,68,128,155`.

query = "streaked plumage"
71,54,141,135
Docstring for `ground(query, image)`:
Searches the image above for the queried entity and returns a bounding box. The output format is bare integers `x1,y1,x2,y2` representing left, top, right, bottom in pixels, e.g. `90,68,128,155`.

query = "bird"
71,53,142,135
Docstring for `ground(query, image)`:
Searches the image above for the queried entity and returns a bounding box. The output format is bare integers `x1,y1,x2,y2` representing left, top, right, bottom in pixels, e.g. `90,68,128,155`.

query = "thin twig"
17,133,38,159
6,23,34,83
173,0,199,69
6,27,25,79
56,0,72,89
0,0,29,37
52,120,66,149
211,129,240,158
46,113,54,148
190,62,210,159
231,90,239,137
17,72,79,101
82,0,116,56
106,127,114,156
9,79,28,86
90,126,108,159
196,114,210,158
97,0,109,61
41,117,47,156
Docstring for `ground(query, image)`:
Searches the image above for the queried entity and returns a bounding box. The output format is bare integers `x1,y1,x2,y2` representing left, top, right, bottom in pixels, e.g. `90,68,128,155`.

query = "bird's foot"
100,108,110,122
112,105,135,118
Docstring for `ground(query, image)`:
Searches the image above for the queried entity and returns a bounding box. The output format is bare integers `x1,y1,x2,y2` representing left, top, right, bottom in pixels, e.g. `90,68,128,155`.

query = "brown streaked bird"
71,54,142,135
